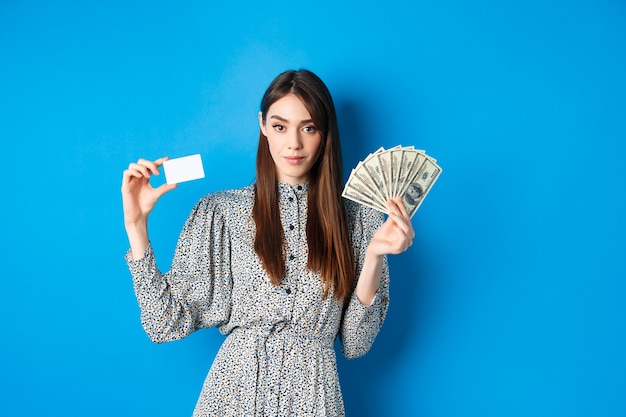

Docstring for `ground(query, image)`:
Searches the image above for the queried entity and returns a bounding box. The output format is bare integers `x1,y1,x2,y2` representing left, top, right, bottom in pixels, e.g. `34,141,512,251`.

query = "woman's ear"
258,111,267,136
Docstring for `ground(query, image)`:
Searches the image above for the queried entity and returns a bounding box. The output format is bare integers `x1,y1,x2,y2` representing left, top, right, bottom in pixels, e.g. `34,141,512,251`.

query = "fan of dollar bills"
342,145,442,218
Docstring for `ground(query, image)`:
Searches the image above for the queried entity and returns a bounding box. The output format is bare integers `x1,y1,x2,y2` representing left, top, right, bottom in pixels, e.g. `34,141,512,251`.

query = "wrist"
125,221,150,261
124,218,148,233
365,243,385,260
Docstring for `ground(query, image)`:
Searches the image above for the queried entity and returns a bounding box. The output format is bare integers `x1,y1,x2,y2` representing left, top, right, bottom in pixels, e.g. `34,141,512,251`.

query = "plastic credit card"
162,154,205,184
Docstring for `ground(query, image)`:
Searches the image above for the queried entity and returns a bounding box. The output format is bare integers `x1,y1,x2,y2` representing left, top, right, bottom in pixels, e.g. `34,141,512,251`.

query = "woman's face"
259,94,322,185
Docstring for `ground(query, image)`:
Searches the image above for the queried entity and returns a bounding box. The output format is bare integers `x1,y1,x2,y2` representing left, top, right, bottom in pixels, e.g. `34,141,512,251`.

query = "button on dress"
126,182,389,416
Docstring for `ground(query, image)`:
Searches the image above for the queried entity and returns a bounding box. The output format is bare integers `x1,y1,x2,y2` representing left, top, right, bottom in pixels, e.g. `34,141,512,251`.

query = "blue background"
1,1,625,416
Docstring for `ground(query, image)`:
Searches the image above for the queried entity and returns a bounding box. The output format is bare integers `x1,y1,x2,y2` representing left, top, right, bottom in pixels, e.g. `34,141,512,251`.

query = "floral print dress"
126,182,389,416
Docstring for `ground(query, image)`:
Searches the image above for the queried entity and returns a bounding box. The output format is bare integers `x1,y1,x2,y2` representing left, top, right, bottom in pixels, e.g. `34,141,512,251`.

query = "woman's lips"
285,156,305,165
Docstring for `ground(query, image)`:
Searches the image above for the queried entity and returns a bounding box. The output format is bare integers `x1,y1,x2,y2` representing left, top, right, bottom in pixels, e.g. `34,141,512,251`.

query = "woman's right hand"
121,157,177,225
122,157,177,259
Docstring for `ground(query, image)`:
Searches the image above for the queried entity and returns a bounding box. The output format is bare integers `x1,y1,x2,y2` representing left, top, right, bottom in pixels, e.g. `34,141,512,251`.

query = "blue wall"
2,1,625,416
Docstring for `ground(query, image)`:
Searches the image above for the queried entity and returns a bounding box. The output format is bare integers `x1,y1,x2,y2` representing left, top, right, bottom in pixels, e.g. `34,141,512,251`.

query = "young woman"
121,69,414,416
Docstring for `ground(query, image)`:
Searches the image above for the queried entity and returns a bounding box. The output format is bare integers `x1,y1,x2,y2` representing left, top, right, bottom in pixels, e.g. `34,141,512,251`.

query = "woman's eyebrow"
269,115,288,122
269,115,315,125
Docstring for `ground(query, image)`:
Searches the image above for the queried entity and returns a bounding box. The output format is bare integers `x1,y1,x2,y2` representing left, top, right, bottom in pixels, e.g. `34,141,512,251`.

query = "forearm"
341,248,389,358
353,247,384,305
126,247,196,343
125,219,150,261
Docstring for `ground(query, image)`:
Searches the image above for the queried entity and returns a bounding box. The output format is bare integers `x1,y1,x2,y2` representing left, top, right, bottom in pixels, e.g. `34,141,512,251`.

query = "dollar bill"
360,148,388,202
396,149,426,198
376,151,392,200
388,145,403,198
401,157,441,218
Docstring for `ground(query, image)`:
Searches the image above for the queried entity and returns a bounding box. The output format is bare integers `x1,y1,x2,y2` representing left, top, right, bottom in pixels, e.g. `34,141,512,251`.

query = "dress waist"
230,321,334,348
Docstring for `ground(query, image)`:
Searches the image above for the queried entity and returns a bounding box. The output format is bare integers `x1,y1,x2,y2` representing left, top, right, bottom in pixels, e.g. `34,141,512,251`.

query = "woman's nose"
287,131,303,149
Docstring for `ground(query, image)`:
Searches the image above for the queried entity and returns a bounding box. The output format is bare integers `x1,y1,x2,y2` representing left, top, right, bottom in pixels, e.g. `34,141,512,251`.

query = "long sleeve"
339,204,390,359
126,195,233,343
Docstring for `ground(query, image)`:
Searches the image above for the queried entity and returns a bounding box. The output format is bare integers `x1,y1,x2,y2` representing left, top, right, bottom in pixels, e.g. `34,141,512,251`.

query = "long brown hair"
253,69,355,300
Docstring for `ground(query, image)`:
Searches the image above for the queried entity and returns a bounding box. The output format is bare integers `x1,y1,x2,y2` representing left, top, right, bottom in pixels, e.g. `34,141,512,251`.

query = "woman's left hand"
355,197,415,304
368,197,415,257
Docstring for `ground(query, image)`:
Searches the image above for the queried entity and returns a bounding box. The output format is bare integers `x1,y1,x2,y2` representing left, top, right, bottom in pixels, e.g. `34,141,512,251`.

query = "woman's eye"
303,126,317,133
272,124,284,132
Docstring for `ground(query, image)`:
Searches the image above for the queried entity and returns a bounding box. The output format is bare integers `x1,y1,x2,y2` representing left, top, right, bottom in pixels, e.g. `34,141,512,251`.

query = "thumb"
155,183,178,198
